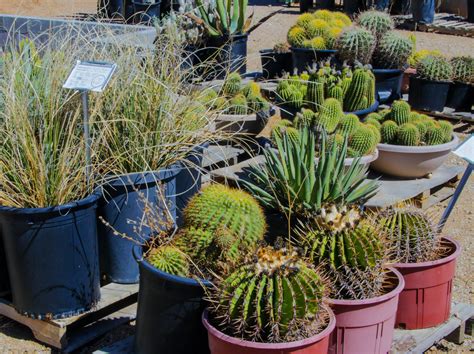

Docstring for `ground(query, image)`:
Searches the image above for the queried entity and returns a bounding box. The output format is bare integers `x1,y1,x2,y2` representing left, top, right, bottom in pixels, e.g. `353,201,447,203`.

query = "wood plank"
202,145,244,169
392,303,474,353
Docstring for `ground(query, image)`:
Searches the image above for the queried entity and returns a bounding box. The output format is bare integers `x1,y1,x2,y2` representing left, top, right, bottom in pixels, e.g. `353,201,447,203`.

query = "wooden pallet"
210,157,465,210
395,12,474,37
0,283,138,352
392,303,474,353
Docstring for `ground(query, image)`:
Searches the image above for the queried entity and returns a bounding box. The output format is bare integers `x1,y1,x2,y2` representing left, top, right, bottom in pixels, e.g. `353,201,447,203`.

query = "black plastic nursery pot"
469,0,474,23
291,48,337,74
97,166,180,284
412,0,435,24
408,76,450,112
175,143,209,227
373,68,404,104
259,49,293,79
0,233,10,295
0,194,101,319
446,82,473,112
133,246,212,354
194,34,248,80
345,100,380,118
131,0,162,24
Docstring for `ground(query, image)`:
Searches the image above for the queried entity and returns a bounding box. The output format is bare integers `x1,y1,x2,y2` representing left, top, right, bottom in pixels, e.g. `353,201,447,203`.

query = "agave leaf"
216,0,229,33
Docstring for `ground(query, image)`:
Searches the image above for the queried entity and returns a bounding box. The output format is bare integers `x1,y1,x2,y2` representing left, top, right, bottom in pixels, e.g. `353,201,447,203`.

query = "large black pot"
194,34,248,80
412,0,435,24
373,68,404,104
133,246,211,354
97,166,180,284
408,76,450,112
0,194,101,319
446,82,473,112
0,232,10,295
260,49,293,79
469,0,474,23
175,143,209,227
292,47,337,73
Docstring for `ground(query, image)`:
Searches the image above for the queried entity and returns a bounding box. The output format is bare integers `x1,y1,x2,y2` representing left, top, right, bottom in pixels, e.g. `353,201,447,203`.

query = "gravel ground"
0,4,473,353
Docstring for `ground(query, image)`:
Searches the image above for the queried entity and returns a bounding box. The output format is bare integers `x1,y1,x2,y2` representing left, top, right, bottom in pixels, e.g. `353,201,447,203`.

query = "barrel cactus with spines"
375,31,414,69
332,12,352,26
147,246,190,277
450,56,474,83
366,117,381,129
182,184,266,269
337,113,360,136
307,19,330,38
247,94,269,113
209,245,328,343
227,94,248,115
380,206,441,263
367,124,381,145
315,98,343,133
425,126,446,145
349,125,377,156
296,13,315,30
397,123,420,146
344,68,370,112
366,112,382,121
313,9,334,22
302,37,327,50
438,120,453,141
380,120,397,144
408,111,420,122
336,26,376,64
356,10,394,38
242,81,261,97
329,133,346,151
271,121,300,144
413,121,427,140
328,85,344,103
306,75,325,112
223,72,242,95
287,26,307,48
416,55,453,82
390,100,411,125
294,108,316,128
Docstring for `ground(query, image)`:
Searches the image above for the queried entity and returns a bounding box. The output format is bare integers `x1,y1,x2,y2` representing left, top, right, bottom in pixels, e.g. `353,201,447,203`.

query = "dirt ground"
0,2,473,353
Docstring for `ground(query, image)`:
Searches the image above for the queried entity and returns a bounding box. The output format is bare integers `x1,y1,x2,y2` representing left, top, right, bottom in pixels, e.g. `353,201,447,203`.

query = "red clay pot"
402,67,416,94
393,236,461,330
202,304,336,354
327,268,404,354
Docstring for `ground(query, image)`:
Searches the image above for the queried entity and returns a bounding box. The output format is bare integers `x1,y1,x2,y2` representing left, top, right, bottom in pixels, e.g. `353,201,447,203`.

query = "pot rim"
0,192,99,215
290,47,338,54
202,303,336,349
344,99,379,116
372,68,404,74
392,236,461,269
411,76,452,84
217,112,258,121
326,267,405,306
377,133,459,153
133,245,213,287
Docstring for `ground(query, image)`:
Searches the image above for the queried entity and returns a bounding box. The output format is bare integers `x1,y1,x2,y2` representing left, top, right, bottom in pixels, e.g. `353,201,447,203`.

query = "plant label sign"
63,60,117,92
453,135,474,165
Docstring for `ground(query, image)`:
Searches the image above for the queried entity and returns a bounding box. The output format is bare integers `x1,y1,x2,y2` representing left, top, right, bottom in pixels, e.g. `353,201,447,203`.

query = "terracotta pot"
370,134,459,178
393,236,461,330
327,268,404,354
402,67,416,94
202,304,336,354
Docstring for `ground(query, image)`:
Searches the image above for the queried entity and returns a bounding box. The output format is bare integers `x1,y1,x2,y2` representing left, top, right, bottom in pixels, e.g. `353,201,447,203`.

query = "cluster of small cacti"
287,10,352,50
296,205,389,299
379,206,442,263
275,99,379,157
147,184,267,277
200,73,270,114
277,62,375,112
208,245,328,342
374,100,454,146
416,55,453,82
450,56,474,84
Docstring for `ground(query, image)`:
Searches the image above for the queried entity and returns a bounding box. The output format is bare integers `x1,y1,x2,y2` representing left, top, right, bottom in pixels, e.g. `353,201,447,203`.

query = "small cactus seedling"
208,245,328,343
379,206,442,263
227,94,248,115
223,72,242,95
273,42,291,54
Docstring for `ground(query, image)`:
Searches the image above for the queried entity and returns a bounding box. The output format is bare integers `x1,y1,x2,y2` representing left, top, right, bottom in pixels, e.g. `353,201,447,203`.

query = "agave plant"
194,0,253,38
242,127,378,219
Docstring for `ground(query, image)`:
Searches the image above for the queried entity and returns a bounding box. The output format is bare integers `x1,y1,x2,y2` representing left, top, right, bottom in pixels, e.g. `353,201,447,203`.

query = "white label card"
453,135,474,165
63,61,117,92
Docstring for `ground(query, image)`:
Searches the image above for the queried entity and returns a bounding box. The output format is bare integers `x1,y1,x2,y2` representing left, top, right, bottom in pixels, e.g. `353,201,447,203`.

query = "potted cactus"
202,245,336,354
192,0,252,79
243,129,404,354
131,184,267,354
380,206,461,329
446,56,474,112
287,10,352,73
356,10,414,104
335,25,375,65
409,55,453,112
370,100,459,178
259,42,293,80
201,73,271,134
270,99,380,165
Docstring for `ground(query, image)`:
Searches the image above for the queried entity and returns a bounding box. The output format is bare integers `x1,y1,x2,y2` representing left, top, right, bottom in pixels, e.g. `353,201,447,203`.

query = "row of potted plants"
129,127,461,354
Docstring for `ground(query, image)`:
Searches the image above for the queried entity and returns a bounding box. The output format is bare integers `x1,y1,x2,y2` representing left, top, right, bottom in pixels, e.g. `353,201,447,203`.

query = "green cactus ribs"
208,245,328,343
